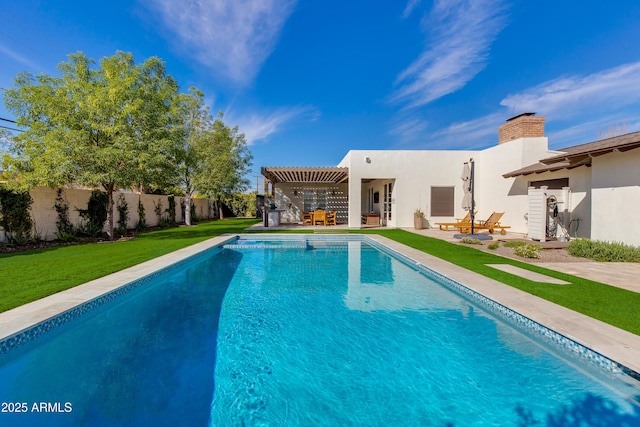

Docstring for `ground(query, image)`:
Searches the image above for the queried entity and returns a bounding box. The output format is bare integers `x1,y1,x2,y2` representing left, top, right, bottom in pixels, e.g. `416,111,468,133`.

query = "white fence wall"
1,187,215,242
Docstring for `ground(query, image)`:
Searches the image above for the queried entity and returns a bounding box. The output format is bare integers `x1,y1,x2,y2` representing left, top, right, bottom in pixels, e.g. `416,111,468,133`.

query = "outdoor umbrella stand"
454,158,493,240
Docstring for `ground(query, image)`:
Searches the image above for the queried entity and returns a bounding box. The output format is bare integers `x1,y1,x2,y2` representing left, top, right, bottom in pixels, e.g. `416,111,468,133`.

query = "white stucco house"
261,113,640,246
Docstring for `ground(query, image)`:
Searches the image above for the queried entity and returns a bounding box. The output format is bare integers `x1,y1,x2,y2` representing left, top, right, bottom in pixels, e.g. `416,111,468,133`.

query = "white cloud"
143,0,297,85
428,112,504,149
500,62,640,119
402,0,422,19
0,43,41,71
227,105,319,145
388,116,429,144
390,0,508,108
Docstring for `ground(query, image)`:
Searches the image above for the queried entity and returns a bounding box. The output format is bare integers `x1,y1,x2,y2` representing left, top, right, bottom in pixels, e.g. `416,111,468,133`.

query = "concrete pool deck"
1,231,639,378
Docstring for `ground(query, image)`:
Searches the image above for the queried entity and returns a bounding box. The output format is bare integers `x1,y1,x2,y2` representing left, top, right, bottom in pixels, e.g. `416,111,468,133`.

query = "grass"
1,222,639,337
0,218,261,312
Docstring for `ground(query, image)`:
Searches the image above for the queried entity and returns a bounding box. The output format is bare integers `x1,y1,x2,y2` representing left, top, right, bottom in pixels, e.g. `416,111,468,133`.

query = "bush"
568,239,640,262
54,189,75,239
54,189,76,241
136,198,147,230
76,190,108,237
166,197,177,226
460,237,483,245
487,242,500,250
0,188,34,244
514,243,541,259
116,194,129,236
229,193,256,217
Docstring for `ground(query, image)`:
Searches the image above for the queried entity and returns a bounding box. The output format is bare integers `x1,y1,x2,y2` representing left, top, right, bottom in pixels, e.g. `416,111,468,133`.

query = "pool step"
223,241,308,250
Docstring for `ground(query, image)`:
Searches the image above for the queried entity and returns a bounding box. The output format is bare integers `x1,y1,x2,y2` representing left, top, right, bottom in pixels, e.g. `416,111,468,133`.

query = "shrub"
76,190,108,237
0,188,34,244
166,197,177,226
136,198,147,231
54,189,76,241
568,239,640,262
153,200,163,225
487,242,500,250
116,194,129,236
460,237,483,245
514,243,541,259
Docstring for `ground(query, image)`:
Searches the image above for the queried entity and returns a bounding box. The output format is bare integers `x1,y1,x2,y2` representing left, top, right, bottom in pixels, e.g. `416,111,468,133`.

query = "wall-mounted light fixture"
365,157,371,163
293,190,298,196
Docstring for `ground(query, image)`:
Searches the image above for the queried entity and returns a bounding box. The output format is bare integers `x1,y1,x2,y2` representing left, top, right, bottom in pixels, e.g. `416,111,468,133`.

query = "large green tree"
195,113,252,219
3,51,179,239
171,87,212,226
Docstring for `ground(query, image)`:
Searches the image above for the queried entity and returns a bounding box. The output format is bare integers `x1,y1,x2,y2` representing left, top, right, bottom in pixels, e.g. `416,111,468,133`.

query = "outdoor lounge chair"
435,212,474,231
458,211,511,235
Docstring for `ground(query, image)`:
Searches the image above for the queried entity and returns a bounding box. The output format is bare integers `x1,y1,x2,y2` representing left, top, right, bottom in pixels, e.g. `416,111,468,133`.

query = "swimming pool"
1,235,639,426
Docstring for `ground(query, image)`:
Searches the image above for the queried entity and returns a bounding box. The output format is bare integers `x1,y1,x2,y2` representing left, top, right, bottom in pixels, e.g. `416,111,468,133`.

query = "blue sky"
2,0,640,189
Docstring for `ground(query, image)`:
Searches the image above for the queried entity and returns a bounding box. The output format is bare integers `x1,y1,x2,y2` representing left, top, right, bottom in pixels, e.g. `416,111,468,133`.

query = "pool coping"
1,233,640,377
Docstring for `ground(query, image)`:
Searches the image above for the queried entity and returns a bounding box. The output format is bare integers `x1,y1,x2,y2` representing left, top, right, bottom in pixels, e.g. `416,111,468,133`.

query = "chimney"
498,112,545,144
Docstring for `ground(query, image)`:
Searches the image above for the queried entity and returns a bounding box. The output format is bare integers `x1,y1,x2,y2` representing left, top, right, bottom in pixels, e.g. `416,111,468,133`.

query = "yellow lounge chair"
458,212,511,235
435,212,473,231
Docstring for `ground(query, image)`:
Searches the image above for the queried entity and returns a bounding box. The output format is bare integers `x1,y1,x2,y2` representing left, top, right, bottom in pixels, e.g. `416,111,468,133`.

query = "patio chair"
313,209,326,226
435,212,474,231
302,212,312,225
459,211,511,235
326,210,337,226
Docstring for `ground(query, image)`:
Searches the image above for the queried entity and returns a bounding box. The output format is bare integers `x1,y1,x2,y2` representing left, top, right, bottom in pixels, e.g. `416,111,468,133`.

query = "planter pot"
414,215,424,230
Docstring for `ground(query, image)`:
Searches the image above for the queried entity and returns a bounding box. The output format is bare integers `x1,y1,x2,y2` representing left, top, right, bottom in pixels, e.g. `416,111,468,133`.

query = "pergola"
261,166,349,184
260,167,349,226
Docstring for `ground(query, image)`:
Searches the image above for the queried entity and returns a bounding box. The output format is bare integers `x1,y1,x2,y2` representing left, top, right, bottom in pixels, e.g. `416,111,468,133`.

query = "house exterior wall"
590,149,640,245
476,137,551,234
338,137,553,231
339,150,477,228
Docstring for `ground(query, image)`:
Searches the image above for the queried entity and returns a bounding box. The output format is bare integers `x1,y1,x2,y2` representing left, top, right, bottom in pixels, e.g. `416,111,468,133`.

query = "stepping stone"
486,264,570,284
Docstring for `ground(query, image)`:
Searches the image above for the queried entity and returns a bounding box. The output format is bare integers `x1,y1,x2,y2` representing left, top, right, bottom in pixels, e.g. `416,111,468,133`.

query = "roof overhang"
542,131,640,165
502,160,590,178
261,166,349,184
504,131,640,178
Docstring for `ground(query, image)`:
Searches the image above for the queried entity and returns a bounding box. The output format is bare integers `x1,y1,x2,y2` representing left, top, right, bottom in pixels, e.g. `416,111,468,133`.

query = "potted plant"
414,208,424,230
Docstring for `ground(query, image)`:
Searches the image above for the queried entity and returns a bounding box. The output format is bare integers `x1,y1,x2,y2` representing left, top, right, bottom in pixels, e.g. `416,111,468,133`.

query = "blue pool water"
1,236,639,426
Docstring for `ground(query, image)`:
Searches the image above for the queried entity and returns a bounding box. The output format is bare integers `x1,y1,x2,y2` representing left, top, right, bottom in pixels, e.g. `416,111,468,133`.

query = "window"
431,186,454,216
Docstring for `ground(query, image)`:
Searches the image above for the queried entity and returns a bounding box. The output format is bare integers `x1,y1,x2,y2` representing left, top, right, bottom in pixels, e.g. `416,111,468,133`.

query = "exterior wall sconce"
365,157,371,163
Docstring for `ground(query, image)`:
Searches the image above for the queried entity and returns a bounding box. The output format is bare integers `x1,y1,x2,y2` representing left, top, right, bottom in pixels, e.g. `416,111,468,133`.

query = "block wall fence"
1,186,215,242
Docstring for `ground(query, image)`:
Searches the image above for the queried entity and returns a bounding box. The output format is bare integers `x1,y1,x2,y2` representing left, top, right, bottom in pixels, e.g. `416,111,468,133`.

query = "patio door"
383,182,393,226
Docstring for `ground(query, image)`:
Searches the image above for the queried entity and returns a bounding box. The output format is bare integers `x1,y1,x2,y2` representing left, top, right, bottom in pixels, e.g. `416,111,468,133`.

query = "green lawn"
0,218,261,312
1,222,639,337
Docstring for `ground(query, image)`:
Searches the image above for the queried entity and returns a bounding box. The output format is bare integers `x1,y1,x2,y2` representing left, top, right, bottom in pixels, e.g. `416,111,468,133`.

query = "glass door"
383,182,393,226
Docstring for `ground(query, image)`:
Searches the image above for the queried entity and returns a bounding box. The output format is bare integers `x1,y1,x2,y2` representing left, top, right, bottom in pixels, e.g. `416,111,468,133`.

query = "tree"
194,113,252,218
3,51,179,239
171,87,212,226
